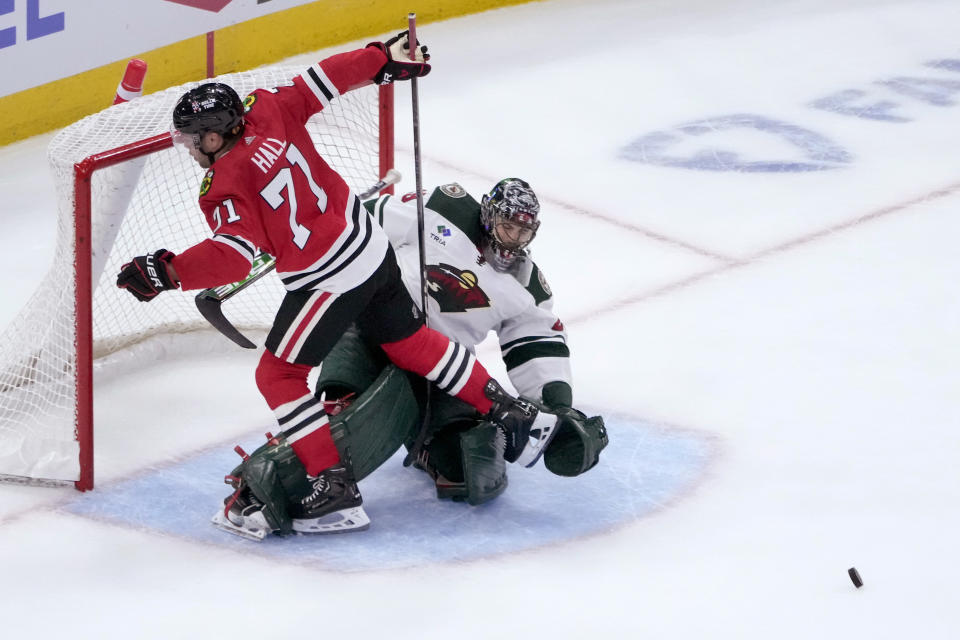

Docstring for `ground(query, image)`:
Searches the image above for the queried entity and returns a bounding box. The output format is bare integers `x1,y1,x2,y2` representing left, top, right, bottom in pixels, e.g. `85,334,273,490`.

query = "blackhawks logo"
243,94,257,112
426,263,490,312
199,170,214,196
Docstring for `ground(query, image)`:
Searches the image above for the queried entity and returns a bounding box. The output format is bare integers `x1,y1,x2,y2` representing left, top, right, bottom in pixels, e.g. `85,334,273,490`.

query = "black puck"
848,567,863,588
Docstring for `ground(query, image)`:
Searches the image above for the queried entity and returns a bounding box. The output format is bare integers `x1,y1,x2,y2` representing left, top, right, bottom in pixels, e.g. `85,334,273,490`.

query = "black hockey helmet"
480,178,541,271
172,82,245,137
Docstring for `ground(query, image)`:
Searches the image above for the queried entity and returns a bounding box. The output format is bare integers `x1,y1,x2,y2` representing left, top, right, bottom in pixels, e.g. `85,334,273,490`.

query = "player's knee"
254,350,280,396
380,325,446,373
255,349,310,401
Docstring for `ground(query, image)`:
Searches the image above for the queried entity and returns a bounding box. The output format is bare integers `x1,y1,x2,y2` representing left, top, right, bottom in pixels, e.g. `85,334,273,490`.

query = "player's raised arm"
288,31,431,121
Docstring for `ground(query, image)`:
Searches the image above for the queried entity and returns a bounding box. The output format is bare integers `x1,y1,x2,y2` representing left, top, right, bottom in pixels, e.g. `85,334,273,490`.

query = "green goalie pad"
233,439,307,535
315,325,386,398
328,363,420,481
426,421,508,506
230,344,419,528
315,327,421,480
458,422,509,505
543,408,609,477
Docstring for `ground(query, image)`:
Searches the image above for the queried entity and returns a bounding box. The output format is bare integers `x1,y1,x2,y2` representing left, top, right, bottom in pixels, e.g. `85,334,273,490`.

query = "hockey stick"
195,169,403,348
402,12,434,468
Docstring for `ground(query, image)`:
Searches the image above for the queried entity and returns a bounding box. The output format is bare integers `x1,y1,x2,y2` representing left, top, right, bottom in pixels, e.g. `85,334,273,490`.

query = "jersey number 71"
259,142,328,250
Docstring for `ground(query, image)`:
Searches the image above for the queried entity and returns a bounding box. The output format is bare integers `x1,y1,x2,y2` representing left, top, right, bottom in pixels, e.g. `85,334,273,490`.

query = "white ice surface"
1,0,959,637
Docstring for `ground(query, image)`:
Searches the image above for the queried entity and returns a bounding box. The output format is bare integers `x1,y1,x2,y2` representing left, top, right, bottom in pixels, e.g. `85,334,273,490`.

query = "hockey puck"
848,567,863,588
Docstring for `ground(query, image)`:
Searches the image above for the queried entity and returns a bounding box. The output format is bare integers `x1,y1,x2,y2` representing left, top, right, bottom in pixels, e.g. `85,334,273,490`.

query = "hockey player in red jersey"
116,33,546,538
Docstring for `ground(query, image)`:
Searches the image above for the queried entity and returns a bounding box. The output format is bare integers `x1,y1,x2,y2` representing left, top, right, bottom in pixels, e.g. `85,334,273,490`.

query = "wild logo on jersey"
426,263,490,312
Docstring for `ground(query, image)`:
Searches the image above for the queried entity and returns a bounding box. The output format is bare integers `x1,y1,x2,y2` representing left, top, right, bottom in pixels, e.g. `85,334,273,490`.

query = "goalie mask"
172,83,245,165
480,178,541,272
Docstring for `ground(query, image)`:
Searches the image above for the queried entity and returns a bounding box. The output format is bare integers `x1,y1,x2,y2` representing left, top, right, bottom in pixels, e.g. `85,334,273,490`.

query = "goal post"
73,132,175,491
0,67,394,491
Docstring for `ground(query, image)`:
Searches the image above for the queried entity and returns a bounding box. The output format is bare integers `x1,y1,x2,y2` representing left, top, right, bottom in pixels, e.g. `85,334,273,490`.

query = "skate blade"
210,510,268,542
292,505,371,535
515,412,560,468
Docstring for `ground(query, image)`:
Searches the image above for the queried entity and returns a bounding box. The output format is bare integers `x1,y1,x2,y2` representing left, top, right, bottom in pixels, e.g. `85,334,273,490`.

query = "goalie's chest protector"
381,188,534,351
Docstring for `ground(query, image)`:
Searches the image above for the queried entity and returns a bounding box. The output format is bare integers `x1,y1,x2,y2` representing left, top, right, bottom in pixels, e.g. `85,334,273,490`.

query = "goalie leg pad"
315,325,387,399
314,327,421,481
240,449,296,535
230,436,373,536
228,436,321,535
543,409,609,477
421,422,507,506
328,364,421,481
460,422,508,505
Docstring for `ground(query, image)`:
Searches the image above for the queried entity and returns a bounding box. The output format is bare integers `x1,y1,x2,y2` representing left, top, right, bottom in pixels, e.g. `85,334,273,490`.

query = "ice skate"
211,485,271,542
290,465,370,534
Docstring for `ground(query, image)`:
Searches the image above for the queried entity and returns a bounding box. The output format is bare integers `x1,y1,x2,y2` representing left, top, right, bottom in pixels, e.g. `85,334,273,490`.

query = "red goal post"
0,67,394,491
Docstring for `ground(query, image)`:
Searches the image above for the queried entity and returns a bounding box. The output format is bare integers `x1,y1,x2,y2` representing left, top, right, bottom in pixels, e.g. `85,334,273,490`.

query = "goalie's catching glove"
542,407,608,477
116,249,178,301
367,30,431,85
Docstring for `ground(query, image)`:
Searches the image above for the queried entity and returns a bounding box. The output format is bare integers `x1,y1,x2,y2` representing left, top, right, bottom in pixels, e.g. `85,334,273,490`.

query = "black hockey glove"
116,249,178,302
543,408,608,477
367,30,431,85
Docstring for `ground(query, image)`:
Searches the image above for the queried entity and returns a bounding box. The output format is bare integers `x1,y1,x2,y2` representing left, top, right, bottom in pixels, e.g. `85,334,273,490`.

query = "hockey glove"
116,249,178,302
543,408,608,477
367,30,431,85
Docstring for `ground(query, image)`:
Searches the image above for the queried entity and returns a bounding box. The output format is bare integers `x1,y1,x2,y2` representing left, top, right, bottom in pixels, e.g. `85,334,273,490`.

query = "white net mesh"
0,65,383,484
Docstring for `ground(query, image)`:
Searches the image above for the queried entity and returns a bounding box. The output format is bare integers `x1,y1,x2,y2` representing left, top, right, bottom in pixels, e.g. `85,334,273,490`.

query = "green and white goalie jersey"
365,183,571,403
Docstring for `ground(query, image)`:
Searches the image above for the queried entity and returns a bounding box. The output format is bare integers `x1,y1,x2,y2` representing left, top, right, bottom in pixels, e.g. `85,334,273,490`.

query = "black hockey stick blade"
195,291,258,349
194,253,276,348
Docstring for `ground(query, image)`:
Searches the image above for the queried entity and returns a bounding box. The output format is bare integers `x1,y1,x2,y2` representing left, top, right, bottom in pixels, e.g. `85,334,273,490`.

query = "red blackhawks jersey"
171,47,389,294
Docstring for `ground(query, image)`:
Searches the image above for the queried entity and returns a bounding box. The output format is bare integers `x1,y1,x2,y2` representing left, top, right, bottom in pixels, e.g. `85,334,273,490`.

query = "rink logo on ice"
811,58,960,122
0,0,64,50
622,56,960,172
620,114,851,172
61,415,715,571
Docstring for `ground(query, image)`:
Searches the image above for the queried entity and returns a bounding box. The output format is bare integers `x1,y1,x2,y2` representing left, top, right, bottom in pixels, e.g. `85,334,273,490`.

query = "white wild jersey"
366,183,572,401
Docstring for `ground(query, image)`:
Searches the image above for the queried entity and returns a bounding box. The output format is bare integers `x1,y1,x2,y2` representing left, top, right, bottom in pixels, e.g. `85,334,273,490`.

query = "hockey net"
0,66,394,490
